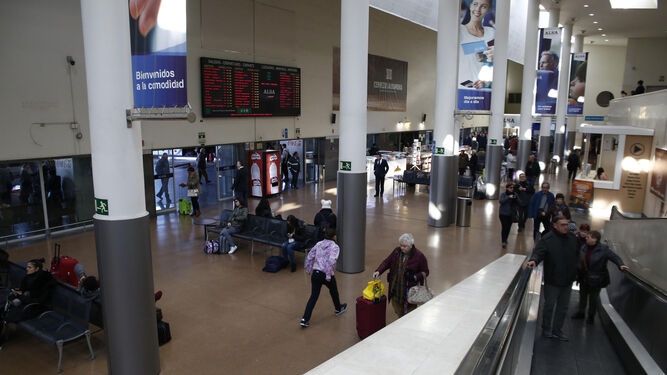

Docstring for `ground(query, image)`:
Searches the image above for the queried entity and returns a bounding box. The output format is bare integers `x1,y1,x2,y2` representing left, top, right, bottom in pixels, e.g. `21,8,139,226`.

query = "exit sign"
340,161,351,171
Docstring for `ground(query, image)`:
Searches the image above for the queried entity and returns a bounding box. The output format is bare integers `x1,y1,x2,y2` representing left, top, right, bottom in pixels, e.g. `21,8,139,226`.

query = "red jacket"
376,246,429,296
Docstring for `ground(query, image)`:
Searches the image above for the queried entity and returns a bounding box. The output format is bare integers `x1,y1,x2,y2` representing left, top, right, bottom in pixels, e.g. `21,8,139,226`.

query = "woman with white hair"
373,233,430,317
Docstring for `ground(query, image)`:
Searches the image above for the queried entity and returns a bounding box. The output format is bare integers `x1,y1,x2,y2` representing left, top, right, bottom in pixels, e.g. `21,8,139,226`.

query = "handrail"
610,205,654,220
455,266,534,374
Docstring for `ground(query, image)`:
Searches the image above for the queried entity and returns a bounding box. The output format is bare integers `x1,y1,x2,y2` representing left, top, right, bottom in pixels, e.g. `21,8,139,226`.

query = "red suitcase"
50,243,80,287
355,295,386,339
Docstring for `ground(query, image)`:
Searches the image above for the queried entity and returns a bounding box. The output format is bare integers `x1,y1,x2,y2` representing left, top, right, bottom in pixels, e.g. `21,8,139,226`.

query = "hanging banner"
567,52,588,115
457,0,497,111
130,0,187,108
534,27,562,115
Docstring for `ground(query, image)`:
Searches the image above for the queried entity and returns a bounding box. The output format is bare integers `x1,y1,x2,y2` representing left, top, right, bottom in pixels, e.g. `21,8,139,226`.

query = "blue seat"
17,287,95,373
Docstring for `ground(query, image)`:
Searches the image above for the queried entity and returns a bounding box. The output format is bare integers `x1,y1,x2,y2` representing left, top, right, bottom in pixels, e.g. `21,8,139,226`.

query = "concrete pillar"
79,0,160,374
428,0,459,227
548,8,559,28
567,34,584,153
336,0,368,274
517,0,540,174
485,0,511,199
538,116,552,168
554,22,572,163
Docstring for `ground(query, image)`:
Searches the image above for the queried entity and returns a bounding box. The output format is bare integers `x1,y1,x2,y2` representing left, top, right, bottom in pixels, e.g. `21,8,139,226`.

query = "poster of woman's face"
567,53,588,115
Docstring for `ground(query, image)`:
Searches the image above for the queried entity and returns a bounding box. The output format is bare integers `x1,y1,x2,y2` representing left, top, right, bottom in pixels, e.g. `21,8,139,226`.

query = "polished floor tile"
1,169,588,374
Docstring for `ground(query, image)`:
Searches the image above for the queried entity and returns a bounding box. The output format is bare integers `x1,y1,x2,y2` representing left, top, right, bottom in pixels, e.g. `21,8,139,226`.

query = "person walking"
572,230,628,324
314,199,336,241
458,150,469,176
373,154,389,197
499,183,518,248
515,173,534,233
528,182,555,240
300,228,347,327
180,166,201,217
567,149,581,181
526,216,580,341
469,150,478,176
280,144,290,184
372,233,429,318
524,154,541,187
231,161,248,202
197,147,211,184
155,153,171,203
288,152,301,189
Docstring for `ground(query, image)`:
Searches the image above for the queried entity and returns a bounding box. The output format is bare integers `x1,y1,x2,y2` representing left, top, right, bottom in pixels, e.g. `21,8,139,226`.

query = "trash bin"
456,197,472,227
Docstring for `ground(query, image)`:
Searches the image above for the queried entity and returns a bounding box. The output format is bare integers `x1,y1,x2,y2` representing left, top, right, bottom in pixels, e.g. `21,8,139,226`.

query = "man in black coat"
288,152,301,189
313,199,336,241
527,215,579,341
231,161,248,202
469,150,478,177
566,149,580,181
373,154,389,197
524,154,541,187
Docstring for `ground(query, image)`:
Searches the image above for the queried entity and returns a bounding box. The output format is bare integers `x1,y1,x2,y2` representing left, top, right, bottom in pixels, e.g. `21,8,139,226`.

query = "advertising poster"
457,0,497,111
569,179,593,211
332,47,407,111
249,151,263,198
535,27,562,114
130,0,187,108
650,148,667,202
567,52,588,115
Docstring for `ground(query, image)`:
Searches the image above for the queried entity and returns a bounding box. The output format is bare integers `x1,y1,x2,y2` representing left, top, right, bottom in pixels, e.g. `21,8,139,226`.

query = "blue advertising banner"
457,0,497,111
129,0,187,108
535,27,562,115
567,52,588,115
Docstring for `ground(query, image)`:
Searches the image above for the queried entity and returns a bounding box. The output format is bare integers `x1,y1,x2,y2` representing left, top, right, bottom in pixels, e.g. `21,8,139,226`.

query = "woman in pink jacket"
300,228,348,328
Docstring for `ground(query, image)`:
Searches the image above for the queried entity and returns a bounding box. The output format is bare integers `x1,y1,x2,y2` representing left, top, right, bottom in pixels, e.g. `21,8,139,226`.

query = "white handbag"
187,188,199,197
407,272,433,305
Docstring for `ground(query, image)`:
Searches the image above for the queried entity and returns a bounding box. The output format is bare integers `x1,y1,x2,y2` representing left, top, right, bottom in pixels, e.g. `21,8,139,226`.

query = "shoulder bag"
407,272,434,305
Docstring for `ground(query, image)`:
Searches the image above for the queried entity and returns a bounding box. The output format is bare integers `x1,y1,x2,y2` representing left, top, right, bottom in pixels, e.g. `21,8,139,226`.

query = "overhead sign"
584,116,605,122
129,0,187,108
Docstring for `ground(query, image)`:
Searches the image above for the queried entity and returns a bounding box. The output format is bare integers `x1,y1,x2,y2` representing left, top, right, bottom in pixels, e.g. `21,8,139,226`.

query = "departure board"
201,57,301,117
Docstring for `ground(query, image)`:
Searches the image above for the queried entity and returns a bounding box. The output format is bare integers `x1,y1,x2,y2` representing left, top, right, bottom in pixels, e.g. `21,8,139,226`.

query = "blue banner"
567,52,588,115
457,0,497,111
129,0,187,108
535,27,562,115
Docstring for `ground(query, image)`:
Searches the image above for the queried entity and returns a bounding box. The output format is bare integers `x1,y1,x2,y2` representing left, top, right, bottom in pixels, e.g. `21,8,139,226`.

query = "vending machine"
249,150,282,198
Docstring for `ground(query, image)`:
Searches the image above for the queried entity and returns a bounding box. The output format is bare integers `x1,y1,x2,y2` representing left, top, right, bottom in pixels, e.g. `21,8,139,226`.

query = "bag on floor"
356,295,386,339
407,272,434,305
203,240,220,255
178,198,192,215
50,243,80,288
262,256,289,273
218,236,231,254
362,279,386,302
157,321,171,345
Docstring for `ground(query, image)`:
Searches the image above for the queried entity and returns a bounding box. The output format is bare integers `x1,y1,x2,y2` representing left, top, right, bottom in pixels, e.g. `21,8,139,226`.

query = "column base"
553,133,565,163
566,131,576,153
538,136,552,166
485,145,503,200
516,139,531,174
95,216,160,375
336,171,366,274
428,155,457,227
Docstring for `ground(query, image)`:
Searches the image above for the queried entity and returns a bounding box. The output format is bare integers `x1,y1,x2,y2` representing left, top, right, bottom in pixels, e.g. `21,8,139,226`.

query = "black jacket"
288,155,300,174
529,230,579,287
313,208,336,240
516,180,534,207
525,160,541,178
567,153,580,170
232,167,248,193
578,242,624,287
18,270,55,306
373,158,389,177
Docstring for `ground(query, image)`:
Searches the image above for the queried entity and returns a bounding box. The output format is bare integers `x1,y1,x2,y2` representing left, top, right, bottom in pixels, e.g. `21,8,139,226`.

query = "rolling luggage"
157,321,171,345
50,243,80,287
355,295,386,339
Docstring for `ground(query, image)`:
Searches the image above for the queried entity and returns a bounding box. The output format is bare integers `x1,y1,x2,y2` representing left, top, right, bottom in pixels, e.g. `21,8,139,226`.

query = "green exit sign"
436,147,445,155
490,139,498,145
95,198,109,216
340,161,351,171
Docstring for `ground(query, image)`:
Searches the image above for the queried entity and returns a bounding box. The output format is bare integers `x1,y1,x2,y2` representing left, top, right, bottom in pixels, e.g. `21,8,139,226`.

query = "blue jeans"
219,226,240,248
282,241,299,264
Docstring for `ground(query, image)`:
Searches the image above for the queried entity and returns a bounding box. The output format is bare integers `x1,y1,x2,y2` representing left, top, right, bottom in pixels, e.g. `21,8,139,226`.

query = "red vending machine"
249,150,282,198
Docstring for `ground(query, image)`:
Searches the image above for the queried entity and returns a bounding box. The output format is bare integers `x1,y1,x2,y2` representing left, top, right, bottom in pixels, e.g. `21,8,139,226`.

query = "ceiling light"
589,13,595,16
605,39,610,42
539,4,545,10
598,28,603,31
609,0,657,9
584,4,589,7
601,33,607,36
593,21,599,24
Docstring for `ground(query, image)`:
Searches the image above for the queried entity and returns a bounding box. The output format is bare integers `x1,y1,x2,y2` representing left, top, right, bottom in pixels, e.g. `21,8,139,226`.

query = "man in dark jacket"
566,149,580,181
524,154,541,187
572,230,628,324
231,161,248,202
373,154,389,197
469,150,478,176
197,147,211,184
313,199,336,241
458,150,469,176
528,182,555,240
515,173,535,232
527,216,579,341
288,152,301,189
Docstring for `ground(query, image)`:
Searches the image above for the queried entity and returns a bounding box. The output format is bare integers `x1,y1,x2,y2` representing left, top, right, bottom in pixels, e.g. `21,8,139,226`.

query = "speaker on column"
331,113,336,124
422,114,427,123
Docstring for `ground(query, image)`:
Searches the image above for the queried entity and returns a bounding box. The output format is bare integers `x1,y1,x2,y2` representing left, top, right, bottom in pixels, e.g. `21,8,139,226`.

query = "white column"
554,22,572,160
517,0,540,172
485,0,511,199
548,8,559,28
338,0,368,174
573,34,584,53
428,0,460,227
540,116,551,137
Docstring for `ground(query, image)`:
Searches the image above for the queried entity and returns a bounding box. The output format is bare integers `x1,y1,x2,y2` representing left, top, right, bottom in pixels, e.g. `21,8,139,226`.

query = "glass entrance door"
216,145,238,201
152,150,175,212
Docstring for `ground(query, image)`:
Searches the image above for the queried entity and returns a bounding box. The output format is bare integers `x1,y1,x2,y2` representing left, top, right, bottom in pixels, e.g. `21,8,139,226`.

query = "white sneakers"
228,245,238,254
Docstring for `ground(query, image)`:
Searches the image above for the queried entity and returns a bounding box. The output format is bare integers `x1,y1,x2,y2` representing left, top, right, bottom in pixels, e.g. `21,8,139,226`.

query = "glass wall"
0,157,94,239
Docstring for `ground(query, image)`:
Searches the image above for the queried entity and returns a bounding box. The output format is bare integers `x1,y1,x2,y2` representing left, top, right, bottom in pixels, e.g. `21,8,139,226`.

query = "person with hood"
572,230,628,324
314,199,336,241
372,233,429,318
526,216,579,341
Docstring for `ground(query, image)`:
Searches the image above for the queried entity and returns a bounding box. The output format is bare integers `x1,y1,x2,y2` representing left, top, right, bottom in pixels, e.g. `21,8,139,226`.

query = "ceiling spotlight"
593,21,599,24
584,4,589,7
605,39,610,42
589,13,595,16
601,33,607,36
598,28,603,31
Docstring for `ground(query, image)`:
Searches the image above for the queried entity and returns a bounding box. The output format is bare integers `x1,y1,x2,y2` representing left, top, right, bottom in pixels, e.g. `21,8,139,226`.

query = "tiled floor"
1,168,609,374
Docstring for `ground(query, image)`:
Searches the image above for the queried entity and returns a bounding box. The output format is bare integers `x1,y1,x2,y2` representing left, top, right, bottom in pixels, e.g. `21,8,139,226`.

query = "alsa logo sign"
544,28,561,39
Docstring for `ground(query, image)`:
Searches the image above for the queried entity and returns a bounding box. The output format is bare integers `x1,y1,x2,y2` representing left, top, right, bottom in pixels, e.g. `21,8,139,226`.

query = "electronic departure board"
201,57,301,117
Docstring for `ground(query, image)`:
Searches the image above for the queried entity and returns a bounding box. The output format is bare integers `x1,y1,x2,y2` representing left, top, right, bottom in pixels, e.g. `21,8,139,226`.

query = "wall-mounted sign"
95,198,109,216
340,161,351,171
198,132,206,145
569,179,593,210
